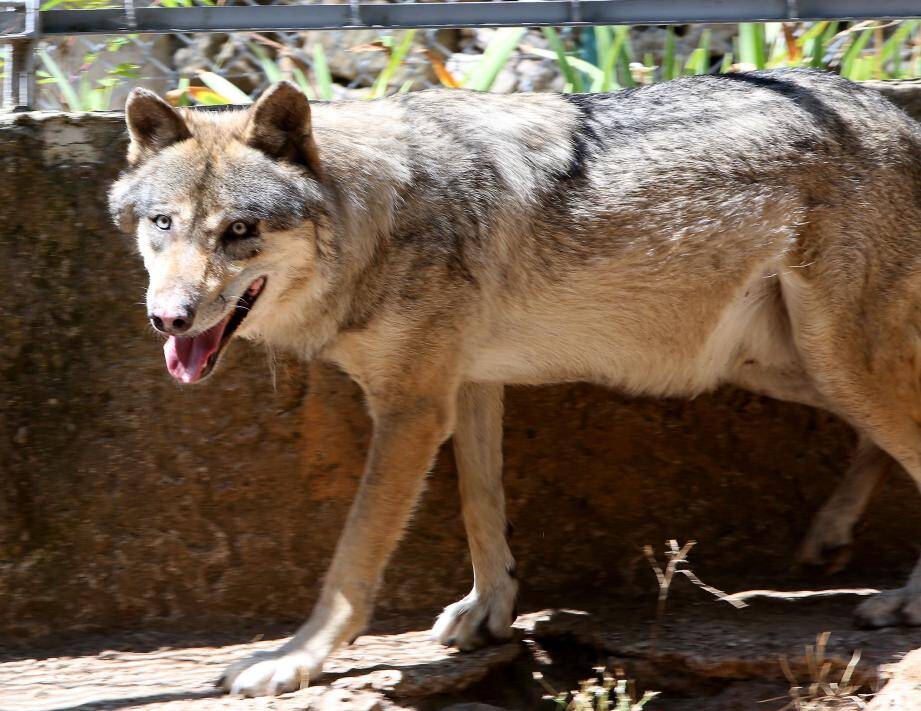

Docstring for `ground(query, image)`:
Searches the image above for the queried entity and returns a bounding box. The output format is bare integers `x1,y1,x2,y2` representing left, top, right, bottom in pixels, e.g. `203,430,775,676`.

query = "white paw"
218,650,318,697
798,513,854,572
431,578,518,651
855,588,921,628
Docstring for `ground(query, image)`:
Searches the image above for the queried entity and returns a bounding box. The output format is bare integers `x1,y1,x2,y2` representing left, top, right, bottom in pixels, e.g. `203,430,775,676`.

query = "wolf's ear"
245,81,321,175
124,88,191,164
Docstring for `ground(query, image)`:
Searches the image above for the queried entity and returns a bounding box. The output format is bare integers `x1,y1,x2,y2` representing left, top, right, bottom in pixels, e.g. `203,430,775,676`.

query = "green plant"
542,27,584,92
662,26,679,80
532,20,921,92
535,668,659,711
40,0,117,9
738,22,767,69
536,26,635,91
39,0,212,8
685,27,712,75
249,39,333,101
461,27,528,91
51,19,920,111
172,24,529,107
37,44,138,111
197,71,252,104
311,43,334,100
370,30,417,99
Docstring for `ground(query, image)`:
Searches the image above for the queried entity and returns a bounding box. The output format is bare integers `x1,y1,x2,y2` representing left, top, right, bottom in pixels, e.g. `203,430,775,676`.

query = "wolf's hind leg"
855,556,921,627
730,366,889,571
780,263,921,627
808,401,921,626
432,382,518,650
799,434,894,572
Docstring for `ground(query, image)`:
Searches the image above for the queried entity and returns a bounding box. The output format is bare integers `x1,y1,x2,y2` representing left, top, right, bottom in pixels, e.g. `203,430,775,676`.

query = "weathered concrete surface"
3,602,918,710
525,602,921,700
0,625,520,710
2,81,921,644
867,78,921,118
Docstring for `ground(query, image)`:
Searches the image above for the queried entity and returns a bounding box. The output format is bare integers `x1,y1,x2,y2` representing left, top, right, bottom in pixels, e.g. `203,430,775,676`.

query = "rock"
514,58,564,93
173,33,264,95
302,29,435,88
866,79,921,121
318,688,384,710
444,53,521,93
867,648,921,710
470,28,548,53
629,24,737,67
321,630,522,697
524,603,911,701
488,66,520,95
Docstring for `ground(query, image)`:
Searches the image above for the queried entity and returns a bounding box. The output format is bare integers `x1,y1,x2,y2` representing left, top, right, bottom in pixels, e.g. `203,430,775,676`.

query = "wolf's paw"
797,513,854,573
431,577,518,651
855,589,921,628
217,650,319,697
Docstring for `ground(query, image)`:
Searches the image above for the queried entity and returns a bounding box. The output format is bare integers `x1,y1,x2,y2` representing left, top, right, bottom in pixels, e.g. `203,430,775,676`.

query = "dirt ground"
5,589,921,711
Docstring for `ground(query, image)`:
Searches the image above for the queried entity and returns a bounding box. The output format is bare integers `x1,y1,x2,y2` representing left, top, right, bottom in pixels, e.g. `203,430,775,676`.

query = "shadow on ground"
5,591,921,711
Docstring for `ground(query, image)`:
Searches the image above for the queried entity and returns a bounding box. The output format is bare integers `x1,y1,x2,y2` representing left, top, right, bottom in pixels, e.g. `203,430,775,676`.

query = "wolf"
109,69,921,696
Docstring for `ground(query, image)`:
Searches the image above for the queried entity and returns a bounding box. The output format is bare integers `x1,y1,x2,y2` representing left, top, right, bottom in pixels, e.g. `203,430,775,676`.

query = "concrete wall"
2,80,921,641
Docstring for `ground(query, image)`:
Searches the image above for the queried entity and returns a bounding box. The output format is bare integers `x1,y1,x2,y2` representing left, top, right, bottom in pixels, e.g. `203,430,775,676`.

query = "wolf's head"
109,82,330,384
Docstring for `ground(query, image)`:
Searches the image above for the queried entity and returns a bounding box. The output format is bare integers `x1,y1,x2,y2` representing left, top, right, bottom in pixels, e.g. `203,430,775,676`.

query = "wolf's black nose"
150,310,195,335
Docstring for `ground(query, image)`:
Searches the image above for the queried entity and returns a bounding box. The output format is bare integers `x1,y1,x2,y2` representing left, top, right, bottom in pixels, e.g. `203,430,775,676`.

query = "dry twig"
774,632,869,711
643,539,746,655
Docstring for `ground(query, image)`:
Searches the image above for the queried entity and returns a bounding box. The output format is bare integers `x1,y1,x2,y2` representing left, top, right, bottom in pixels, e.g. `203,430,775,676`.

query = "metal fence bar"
5,38,36,109
5,0,921,111
1,0,38,109
36,1,921,36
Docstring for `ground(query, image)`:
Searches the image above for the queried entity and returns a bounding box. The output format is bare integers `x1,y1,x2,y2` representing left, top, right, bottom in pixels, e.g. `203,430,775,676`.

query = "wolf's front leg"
432,382,518,650
219,400,454,697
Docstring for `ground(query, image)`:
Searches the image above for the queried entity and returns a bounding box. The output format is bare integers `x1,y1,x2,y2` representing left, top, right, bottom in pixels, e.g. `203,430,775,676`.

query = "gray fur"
109,70,921,696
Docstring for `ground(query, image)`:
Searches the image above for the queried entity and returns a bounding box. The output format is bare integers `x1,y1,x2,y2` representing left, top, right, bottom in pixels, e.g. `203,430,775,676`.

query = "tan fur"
109,73,921,696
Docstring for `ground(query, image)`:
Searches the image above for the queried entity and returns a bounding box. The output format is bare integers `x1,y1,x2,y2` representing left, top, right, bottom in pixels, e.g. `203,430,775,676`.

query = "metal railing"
3,0,921,110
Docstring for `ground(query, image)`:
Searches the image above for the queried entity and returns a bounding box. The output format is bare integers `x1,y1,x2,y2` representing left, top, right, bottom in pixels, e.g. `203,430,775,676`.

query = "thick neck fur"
228,99,413,360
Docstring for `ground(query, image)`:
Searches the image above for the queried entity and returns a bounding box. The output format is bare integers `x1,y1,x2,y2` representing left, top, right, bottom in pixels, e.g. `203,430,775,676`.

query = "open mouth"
163,276,266,384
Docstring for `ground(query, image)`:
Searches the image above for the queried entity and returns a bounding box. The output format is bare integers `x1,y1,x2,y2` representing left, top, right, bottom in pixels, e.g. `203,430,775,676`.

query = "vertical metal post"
568,0,582,24
7,37,36,110
1,0,38,111
348,0,362,28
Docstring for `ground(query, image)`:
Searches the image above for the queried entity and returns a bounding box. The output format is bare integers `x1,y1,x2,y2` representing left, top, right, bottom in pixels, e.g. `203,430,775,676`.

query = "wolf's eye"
152,215,172,230
225,221,256,240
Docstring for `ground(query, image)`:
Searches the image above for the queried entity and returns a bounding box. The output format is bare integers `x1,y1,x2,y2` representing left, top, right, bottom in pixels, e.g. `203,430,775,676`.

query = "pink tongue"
163,314,231,384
